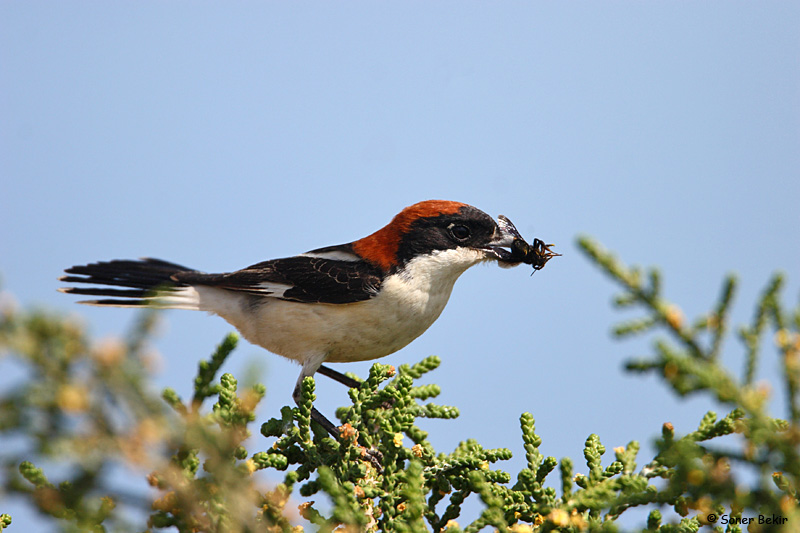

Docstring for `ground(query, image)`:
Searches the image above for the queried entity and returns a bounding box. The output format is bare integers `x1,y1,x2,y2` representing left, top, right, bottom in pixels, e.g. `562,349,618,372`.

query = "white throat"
395,247,487,288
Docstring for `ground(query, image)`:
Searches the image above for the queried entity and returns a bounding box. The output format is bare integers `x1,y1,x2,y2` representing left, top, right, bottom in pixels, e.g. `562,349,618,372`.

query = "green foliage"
1,237,798,531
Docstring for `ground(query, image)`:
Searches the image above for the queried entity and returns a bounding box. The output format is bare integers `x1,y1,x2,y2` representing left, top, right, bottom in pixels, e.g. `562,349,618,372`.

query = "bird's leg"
317,364,362,389
293,366,383,470
293,369,340,438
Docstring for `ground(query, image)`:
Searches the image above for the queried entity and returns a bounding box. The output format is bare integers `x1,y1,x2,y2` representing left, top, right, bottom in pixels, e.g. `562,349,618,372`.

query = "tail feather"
59,258,201,309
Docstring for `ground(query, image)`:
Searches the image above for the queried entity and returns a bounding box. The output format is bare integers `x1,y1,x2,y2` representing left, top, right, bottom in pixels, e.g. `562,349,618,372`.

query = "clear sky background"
1,2,799,530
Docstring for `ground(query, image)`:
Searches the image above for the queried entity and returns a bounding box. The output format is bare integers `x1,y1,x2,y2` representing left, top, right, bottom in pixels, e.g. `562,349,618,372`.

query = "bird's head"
352,200,531,274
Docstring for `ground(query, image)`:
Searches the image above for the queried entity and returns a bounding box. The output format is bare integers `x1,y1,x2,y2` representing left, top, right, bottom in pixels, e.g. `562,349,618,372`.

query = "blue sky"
2,2,799,529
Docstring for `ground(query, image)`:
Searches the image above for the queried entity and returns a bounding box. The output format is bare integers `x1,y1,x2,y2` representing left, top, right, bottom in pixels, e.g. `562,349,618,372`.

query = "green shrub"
1,238,797,532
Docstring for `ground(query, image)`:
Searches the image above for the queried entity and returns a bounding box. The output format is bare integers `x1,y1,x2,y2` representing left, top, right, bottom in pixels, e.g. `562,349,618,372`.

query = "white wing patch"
210,281,294,298
251,282,294,297
300,250,361,261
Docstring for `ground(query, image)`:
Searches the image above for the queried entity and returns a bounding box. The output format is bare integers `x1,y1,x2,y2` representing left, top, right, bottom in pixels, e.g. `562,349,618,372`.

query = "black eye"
450,224,471,241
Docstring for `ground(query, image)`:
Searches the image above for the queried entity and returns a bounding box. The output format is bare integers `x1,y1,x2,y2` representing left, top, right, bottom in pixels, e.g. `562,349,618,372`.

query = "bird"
60,200,555,437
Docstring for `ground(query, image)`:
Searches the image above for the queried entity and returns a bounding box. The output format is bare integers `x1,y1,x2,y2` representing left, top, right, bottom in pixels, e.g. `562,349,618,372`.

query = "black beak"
486,215,561,271
481,216,517,262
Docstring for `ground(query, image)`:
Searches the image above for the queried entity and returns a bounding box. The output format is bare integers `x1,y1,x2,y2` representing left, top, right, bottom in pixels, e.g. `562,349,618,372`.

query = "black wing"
173,255,383,304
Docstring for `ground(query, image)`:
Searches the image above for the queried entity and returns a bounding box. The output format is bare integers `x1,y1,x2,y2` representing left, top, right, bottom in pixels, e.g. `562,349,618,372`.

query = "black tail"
59,258,199,308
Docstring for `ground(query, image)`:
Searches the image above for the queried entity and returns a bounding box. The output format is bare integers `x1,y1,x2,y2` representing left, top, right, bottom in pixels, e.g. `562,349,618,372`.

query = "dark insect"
510,237,560,271
497,215,561,273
